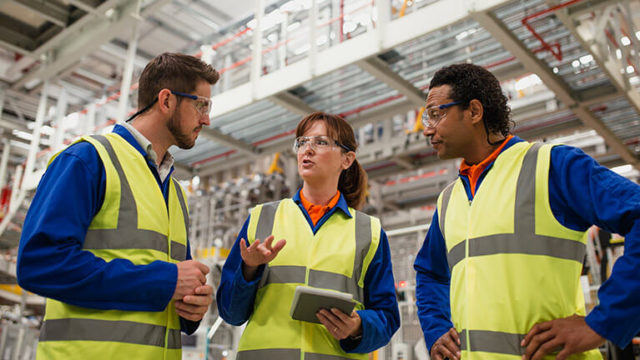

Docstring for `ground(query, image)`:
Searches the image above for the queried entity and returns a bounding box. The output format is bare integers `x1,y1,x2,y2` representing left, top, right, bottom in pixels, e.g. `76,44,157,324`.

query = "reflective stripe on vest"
459,330,524,356
255,201,372,303
441,143,586,270
82,135,187,261
39,319,182,349
237,349,355,360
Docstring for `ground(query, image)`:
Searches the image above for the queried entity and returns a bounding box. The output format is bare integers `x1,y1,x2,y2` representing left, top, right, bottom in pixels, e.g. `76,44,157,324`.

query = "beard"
168,111,198,149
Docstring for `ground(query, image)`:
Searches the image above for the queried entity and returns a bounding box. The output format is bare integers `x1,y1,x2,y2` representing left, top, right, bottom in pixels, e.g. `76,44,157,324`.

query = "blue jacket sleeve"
341,229,400,353
216,216,265,325
17,143,177,312
414,210,452,351
548,145,640,347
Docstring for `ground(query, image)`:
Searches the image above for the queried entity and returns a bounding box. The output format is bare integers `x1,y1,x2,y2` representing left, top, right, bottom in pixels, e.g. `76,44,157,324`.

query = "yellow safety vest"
237,199,381,360
438,142,602,360
37,133,189,360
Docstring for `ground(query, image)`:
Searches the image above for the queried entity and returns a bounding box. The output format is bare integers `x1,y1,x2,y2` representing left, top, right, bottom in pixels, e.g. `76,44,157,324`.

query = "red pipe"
521,0,585,62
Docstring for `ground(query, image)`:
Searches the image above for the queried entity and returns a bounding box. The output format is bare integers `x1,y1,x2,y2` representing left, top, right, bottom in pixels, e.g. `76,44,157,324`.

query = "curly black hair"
429,63,512,143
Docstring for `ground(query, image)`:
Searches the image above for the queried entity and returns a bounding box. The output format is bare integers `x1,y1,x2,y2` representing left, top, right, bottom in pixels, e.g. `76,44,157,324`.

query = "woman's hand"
239,235,286,280
316,308,362,341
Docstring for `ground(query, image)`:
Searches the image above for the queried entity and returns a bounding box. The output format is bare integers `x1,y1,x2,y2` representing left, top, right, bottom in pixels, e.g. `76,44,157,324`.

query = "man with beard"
17,53,219,360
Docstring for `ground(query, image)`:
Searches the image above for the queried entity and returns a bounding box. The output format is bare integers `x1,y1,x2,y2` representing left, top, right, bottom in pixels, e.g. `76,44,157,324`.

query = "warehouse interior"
0,0,639,358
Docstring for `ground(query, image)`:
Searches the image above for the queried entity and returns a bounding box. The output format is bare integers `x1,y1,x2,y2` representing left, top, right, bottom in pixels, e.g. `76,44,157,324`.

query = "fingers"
183,288,214,307
522,321,552,347
436,342,459,360
193,261,210,275
523,329,555,360
195,285,213,296
316,309,347,339
449,327,461,346
196,269,207,285
430,328,461,360
531,338,562,360
330,308,351,321
263,235,275,250
272,239,286,253
175,301,207,321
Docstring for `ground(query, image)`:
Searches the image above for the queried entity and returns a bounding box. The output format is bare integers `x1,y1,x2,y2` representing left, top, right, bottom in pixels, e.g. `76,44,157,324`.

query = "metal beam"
472,10,639,168
393,155,416,170
199,127,260,158
212,0,512,117
11,0,170,90
556,4,640,115
357,57,426,107
0,25,37,53
66,0,104,16
9,0,69,27
269,92,318,117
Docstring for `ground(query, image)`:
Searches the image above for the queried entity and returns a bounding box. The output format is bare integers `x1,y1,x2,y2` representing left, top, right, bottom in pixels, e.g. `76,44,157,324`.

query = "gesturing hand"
175,284,213,322
430,328,461,360
240,235,286,267
521,315,605,360
240,235,286,281
316,308,362,340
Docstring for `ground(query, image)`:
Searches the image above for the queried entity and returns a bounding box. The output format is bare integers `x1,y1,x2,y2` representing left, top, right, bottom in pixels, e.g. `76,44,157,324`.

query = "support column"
0,139,10,191
24,81,49,179
0,88,5,121
375,0,391,48
52,87,68,153
251,0,265,100
85,103,96,135
310,0,318,76
117,0,142,123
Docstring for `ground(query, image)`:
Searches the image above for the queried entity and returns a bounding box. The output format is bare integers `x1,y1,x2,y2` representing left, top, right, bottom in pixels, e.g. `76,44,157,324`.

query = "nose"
423,125,435,137
201,113,211,127
302,142,314,154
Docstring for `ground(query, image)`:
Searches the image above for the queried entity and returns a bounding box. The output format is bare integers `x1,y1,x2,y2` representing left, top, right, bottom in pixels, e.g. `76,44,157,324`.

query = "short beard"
168,111,196,149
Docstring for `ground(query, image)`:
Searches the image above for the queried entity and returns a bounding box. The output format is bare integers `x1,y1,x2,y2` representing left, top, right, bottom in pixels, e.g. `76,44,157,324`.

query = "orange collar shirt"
299,190,342,226
459,135,513,198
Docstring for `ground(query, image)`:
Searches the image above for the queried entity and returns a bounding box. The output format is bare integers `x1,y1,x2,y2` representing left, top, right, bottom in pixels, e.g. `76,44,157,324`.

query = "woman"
217,112,400,360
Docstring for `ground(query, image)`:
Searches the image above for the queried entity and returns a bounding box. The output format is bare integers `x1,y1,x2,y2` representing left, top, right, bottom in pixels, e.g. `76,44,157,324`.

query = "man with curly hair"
414,63,640,360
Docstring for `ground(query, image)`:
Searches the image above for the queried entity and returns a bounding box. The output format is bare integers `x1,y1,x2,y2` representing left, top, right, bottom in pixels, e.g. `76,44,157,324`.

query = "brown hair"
295,112,368,210
137,52,220,109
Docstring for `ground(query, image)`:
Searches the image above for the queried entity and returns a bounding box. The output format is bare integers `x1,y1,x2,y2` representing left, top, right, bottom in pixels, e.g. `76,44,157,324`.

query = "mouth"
301,159,314,167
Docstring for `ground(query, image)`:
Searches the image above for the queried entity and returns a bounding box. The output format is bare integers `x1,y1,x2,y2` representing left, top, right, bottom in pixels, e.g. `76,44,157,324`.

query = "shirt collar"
116,122,175,169
293,188,352,218
459,134,516,175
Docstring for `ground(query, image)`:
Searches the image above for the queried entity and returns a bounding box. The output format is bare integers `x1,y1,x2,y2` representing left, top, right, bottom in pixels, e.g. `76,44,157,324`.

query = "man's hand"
175,285,213,321
521,315,605,360
240,235,286,280
316,309,362,340
430,328,461,360
173,260,209,300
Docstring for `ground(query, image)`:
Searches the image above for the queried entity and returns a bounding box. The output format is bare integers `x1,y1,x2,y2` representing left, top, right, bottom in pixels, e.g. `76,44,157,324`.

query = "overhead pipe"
521,0,585,62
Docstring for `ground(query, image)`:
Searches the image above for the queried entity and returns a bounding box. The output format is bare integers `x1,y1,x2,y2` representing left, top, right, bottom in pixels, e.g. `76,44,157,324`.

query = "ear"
468,99,484,126
157,89,175,115
342,151,356,170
